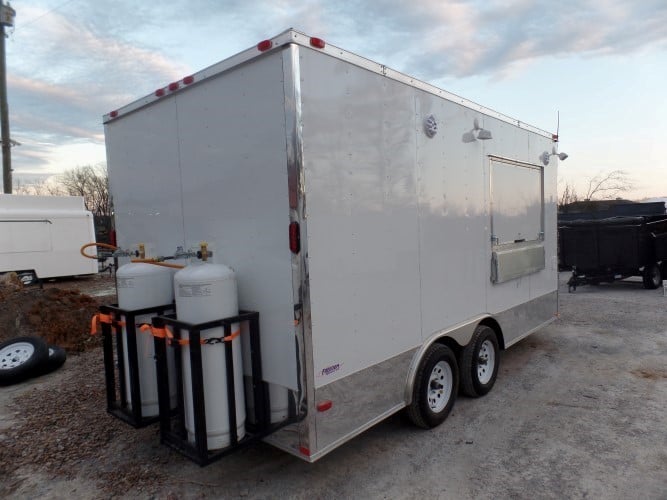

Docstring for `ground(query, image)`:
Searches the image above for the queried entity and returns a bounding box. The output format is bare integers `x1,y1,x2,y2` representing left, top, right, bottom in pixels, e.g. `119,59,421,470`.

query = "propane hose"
80,242,119,259
81,242,187,268
130,259,185,269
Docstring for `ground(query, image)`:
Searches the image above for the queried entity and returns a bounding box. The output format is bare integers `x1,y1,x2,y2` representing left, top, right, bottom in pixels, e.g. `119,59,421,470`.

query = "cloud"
6,4,190,179
4,0,666,189
277,0,667,79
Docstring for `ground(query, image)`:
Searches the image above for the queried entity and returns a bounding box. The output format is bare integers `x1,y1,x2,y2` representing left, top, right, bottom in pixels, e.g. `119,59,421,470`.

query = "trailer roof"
0,194,86,212
103,29,553,139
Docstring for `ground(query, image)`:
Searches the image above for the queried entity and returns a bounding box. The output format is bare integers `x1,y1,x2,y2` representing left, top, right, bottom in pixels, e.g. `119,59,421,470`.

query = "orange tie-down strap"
90,313,126,335
140,324,241,345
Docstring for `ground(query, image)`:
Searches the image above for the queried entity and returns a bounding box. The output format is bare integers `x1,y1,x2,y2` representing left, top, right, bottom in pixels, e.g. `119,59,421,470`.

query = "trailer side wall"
106,51,298,391
296,46,557,457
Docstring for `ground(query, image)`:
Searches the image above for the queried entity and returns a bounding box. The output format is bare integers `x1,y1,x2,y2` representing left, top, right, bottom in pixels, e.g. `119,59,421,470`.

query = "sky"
4,0,667,199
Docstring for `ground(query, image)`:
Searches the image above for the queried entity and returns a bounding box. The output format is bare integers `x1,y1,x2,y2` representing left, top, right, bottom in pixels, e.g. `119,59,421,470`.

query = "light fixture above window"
540,146,568,166
462,118,493,143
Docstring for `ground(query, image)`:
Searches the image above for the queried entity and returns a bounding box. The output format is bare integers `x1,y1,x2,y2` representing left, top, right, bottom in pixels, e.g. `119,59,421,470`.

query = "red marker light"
109,110,118,118
183,75,195,85
289,222,301,254
168,82,179,91
310,37,325,49
299,446,311,456
155,88,165,97
316,400,333,412
257,40,273,52
290,222,301,254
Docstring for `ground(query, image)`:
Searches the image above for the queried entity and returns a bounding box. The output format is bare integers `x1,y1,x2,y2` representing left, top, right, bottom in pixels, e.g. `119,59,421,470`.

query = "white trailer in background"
103,29,561,462
0,195,98,282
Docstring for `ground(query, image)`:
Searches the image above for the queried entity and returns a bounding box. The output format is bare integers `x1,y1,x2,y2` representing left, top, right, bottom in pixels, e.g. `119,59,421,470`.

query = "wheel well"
434,336,462,358
478,318,505,350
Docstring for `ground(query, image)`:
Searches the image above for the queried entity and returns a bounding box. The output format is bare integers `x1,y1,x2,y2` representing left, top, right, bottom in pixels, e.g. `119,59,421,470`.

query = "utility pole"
0,1,15,194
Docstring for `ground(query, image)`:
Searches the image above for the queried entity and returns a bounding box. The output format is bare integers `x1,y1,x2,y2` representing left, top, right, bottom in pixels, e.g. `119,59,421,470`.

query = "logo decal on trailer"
320,363,341,377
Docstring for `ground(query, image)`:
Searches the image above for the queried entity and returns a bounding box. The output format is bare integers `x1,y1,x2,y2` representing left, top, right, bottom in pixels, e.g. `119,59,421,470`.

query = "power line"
12,0,76,32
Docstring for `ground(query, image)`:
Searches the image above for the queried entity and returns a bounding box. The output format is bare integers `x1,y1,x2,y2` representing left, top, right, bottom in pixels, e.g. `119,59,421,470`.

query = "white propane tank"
174,261,246,450
116,262,177,417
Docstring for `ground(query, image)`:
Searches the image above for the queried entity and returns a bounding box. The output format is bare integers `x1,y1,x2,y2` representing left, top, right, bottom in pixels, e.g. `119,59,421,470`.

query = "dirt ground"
0,273,666,499
0,273,116,352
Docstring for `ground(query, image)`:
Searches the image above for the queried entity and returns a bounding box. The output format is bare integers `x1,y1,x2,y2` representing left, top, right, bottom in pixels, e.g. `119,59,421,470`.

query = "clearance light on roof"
109,110,118,118
183,75,195,85
257,39,273,52
155,88,165,97
310,37,325,49
168,82,179,91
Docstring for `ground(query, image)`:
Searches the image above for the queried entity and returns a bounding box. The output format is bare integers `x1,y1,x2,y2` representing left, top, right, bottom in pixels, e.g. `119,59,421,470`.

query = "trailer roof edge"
102,29,553,138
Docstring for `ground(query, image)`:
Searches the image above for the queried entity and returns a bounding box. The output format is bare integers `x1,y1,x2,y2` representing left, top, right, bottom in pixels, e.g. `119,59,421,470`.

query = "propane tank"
174,261,246,450
116,262,177,417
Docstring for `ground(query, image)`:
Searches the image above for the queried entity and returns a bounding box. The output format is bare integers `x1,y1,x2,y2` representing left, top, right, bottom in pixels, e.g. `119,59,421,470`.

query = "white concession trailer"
0,195,98,282
103,29,560,462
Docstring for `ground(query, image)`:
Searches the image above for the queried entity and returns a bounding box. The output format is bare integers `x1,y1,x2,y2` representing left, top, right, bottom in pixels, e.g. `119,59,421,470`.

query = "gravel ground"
0,273,665,499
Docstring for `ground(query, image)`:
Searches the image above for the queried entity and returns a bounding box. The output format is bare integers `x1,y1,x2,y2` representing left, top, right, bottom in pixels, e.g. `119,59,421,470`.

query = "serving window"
489,157,545,283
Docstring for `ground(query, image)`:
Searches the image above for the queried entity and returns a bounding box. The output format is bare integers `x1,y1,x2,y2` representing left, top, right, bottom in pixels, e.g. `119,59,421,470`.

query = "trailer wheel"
0,337,49,386
459,326,499,397
642,263,661,289
406,344,458,429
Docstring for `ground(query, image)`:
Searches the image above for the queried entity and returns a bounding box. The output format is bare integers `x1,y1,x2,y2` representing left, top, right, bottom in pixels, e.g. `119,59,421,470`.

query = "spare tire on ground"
0,336,49,386
36,345,67,376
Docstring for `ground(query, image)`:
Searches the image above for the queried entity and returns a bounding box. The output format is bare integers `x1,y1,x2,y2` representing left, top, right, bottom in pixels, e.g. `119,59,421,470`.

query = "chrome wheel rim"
476,339,495,385
0,342,35,370
427,361,453,412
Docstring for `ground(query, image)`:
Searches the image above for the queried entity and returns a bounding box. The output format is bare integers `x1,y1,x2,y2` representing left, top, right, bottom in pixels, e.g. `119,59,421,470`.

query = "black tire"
406,344,458,429
642,263,661,289
0,336,49,386
35,345,67,376
460,325,500,397
17,270,38,286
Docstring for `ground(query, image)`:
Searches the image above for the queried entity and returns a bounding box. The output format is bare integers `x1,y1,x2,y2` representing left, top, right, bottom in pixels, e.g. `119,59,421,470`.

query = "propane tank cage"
152,311,287,466
99,303,175,428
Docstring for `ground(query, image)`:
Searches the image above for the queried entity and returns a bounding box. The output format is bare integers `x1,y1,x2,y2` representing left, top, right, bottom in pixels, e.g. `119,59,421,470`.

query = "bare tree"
582,170,633,201
559,170,634,211
13,178,65,196
558,181,579,209
59,165,113,216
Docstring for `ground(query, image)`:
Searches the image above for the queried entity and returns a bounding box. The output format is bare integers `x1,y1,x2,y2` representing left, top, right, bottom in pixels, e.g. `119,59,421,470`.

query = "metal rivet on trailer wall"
257,40,273,52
